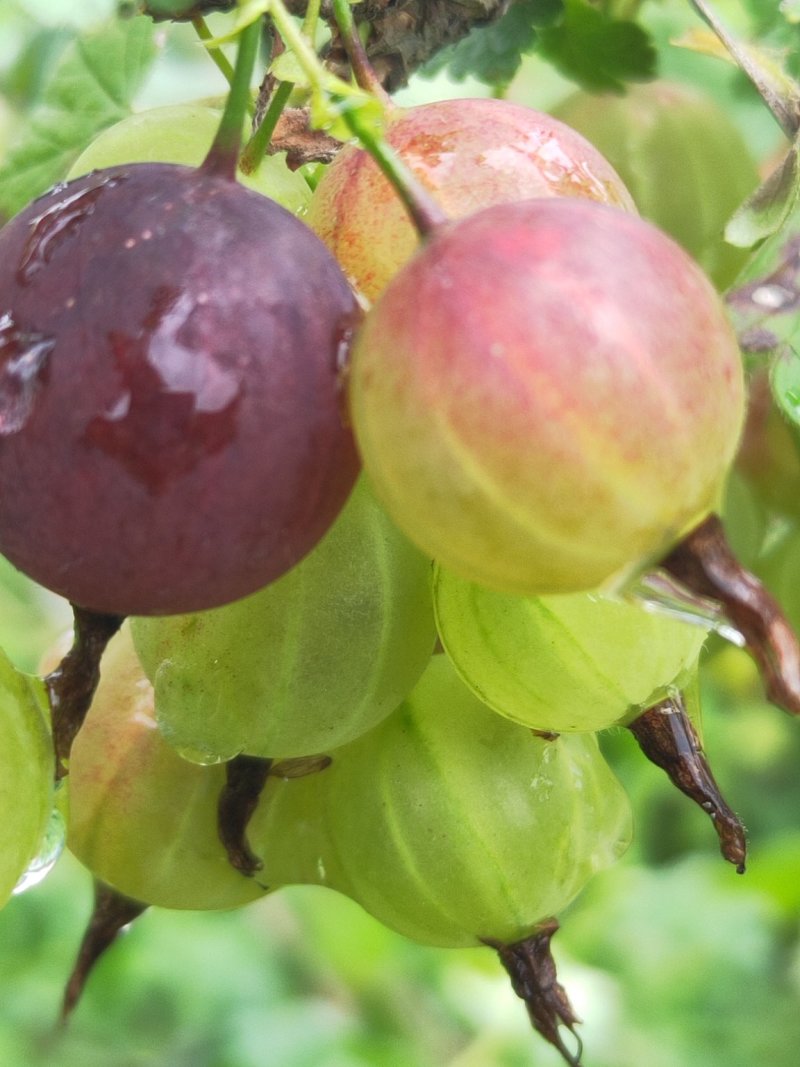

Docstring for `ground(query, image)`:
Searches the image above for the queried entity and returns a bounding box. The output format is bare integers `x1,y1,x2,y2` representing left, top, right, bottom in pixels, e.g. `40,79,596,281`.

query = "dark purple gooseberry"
0,164,360,615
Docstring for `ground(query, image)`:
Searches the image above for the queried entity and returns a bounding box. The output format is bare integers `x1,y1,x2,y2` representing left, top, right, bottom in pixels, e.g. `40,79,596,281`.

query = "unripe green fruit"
0,650,53,908
351,198,745,596
251,656,633,949
131,477,436,762
307,96,635,301
67,625,265,910
67,103,310,215
550,81,759,289
434,567,709,733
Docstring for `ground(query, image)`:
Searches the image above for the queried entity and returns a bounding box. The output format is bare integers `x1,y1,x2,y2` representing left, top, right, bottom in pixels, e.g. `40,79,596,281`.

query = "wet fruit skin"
306,96,636,302
350,198,746,595
0,164,360,615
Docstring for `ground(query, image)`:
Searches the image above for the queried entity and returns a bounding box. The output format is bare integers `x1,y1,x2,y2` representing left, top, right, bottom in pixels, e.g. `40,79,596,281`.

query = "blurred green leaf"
727,145,800,248
536,0,657,92
745,830,800,915
0,27,73,109
0,16,156,220
118,0,235,18
770,345,800,433
0,557,68,674
421,0,563,88
726,189,800,355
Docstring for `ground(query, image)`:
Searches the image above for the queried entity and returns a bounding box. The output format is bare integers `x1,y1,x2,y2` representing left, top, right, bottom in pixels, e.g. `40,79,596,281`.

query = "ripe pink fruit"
350,198,746,595
307,97,636,301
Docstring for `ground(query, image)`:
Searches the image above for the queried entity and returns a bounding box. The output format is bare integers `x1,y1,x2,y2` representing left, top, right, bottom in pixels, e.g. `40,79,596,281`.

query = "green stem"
689,0,798,138
266,0,447,237
301,0,322,39
201,18,262,179
328,0,444,235
341,108,448,238
239,80,294,175
330,0,391,104
192,16,238,90
265,0,342,94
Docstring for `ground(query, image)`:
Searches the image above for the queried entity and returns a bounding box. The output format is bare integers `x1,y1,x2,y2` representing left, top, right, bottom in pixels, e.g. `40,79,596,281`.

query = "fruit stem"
689,0,799,139
265,0,447,238
660,513,800,717
239,79,294,175
342,112,449,238
628,691,747,872
330,0,392,105
59,880,148,1024
488,920,583,1067
45,606,124,781
201,17,262,179
192,15,239,92
300,0,322,39
218,755,273,875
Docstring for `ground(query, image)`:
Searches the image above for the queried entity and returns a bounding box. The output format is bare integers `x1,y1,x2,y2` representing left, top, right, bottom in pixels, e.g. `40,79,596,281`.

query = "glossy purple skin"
0,164,360,614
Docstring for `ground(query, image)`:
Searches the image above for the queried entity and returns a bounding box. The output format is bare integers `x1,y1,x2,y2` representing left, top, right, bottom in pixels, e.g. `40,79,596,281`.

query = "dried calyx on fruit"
0,23,359,617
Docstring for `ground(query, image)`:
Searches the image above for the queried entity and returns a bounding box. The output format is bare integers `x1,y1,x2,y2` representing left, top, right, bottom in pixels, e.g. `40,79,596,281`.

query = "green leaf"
0,27,74,110
0,16,156,221
726,142,800,248
421,0,563,88
741,0,795,33
536,0,657,93
770,345,800,433
725,200,800,357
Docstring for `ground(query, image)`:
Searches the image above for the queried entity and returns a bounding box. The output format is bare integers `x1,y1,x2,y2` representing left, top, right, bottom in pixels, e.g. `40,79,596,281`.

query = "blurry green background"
1,1,800,1065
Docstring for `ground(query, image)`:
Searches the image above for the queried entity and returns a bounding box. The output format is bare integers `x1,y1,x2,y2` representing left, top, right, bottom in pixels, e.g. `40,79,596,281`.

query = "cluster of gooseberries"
0,6,797,1064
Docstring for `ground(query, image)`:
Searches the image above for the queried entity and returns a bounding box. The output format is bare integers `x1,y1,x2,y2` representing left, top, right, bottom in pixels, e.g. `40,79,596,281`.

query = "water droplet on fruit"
17,177,126,285
0,312,54,435
13,804,66,895
173,744,233,767
628,571,746,646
